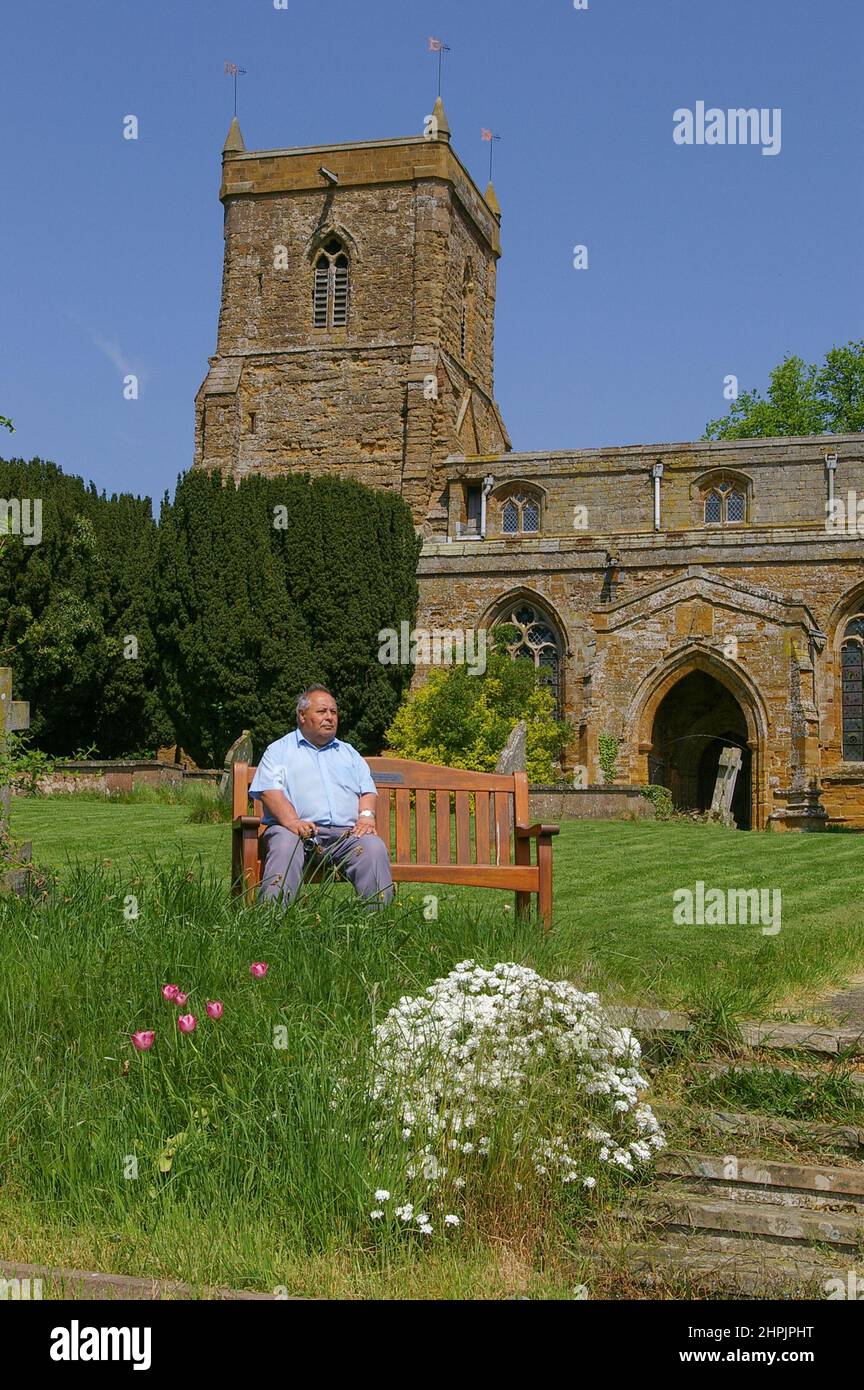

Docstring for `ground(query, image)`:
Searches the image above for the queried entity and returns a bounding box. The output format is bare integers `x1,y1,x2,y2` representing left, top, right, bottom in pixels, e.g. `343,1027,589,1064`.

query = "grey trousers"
259,824,394,910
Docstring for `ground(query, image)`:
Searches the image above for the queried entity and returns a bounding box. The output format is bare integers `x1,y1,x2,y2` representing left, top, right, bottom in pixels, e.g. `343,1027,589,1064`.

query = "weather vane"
481,129,502,181
427,37,451,97
224,61,247,117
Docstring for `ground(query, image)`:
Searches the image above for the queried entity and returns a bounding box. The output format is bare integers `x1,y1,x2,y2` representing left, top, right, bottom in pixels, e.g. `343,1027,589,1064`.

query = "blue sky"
1,0,861,505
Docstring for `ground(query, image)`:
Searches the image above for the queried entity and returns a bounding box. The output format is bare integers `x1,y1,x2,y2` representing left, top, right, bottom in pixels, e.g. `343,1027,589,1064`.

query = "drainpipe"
825,451,838,521
480,474,495,539
651,460,664,532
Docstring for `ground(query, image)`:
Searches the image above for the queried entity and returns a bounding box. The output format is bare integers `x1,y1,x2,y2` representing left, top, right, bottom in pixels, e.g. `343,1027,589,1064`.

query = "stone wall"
529,786,656,822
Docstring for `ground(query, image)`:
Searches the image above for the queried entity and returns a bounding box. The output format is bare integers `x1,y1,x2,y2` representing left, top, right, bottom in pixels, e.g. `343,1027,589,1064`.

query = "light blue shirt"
249,728,377,827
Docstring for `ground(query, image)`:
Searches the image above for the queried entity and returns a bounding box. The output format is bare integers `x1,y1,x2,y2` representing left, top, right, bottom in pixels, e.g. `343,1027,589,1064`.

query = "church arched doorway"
648,670,752,828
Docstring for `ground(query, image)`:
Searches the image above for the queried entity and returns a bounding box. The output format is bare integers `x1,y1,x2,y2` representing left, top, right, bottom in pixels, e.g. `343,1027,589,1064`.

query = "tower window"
313,239,350,328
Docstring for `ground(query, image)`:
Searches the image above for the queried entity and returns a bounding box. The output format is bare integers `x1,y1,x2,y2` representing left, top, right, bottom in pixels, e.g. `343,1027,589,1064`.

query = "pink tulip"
131,1031,155,1051
174,992,189,1007
250,962,268,979
177,1014,196,1034
162,985,180,1001
206,1001,223,1019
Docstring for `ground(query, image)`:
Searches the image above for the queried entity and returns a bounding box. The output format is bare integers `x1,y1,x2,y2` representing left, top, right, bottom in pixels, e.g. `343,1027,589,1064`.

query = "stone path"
605,1014,864,1295
817,974,864,1030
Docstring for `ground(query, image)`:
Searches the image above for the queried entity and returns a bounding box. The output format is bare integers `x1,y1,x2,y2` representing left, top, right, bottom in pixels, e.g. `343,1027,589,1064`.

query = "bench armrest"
233,815,262,831
515,822,560,838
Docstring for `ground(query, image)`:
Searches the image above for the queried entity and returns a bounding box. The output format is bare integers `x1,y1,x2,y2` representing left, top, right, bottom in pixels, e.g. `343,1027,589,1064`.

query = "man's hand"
353,817,376,837
288,818,318,839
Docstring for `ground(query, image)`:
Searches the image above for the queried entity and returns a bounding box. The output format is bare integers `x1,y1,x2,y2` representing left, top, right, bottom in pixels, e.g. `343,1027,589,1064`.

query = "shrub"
385,636,564,781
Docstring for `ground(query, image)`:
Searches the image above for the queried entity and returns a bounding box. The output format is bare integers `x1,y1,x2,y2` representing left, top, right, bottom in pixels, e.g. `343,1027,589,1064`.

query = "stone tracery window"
499,491,541,535
494,602,563,714
703,479,746,525
313,238,350,328
841,615,864,761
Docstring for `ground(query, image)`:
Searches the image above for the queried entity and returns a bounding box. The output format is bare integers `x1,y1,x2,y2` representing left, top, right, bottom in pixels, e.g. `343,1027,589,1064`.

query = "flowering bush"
365,961,664,1236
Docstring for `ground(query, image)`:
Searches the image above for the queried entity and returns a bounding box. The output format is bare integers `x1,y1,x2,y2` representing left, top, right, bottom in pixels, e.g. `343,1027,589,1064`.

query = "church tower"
194,100,511,531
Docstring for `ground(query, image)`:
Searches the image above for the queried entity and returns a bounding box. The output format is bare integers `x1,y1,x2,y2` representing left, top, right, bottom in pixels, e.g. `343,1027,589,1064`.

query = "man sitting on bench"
248,685,394,910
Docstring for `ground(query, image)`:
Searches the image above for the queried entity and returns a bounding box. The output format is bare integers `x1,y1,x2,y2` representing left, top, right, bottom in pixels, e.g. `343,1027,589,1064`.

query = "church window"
702,478,747,525
313,238,350,328
841,616,864,761
494,602,564,716
499,490,541,535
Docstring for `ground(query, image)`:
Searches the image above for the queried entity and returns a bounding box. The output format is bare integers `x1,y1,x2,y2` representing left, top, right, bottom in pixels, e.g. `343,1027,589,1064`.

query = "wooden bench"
231,757,559,928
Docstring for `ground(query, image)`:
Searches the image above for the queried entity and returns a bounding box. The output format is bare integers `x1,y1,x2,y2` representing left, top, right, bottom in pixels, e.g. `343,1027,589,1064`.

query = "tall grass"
0,861,621,1294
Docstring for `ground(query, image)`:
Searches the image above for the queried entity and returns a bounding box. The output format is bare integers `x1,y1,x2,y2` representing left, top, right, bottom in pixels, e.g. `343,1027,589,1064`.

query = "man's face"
298,692,339,746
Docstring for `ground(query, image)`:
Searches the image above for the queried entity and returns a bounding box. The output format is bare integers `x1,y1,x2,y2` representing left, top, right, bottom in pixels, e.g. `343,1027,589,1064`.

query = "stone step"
640,1189,864,1246
608,1005,864,1056
658,1149,864,1202
652,1100,864,1154
620,1234,859,1296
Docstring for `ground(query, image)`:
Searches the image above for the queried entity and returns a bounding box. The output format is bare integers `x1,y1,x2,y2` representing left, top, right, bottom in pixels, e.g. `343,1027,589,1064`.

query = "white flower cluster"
368,961,665,1212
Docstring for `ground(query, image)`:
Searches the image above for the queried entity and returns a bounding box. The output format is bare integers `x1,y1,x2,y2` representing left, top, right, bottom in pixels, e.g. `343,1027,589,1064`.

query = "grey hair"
296,685,336,718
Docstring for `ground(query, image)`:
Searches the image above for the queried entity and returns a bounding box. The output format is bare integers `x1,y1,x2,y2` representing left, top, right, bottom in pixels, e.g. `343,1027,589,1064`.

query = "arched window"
494,602,563,715
313,238,350,328
498,490,541,535
841,615,864,761
702,478,747,526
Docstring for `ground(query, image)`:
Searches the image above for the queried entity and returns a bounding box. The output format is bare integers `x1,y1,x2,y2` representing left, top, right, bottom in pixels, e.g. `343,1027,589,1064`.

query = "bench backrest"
233,757,530,867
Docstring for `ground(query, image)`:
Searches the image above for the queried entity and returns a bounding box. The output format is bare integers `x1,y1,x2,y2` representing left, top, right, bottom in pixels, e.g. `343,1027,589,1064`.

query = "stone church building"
194,104,864,830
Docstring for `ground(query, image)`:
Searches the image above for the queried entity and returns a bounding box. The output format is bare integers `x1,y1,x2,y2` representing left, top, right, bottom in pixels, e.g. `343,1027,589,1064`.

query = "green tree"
154,471,420,766
385,632,564,782
704,341,864,439
0,456,170,755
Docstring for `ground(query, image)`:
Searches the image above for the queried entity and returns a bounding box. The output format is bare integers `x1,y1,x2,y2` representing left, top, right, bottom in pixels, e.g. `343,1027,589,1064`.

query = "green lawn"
11,795,864,1016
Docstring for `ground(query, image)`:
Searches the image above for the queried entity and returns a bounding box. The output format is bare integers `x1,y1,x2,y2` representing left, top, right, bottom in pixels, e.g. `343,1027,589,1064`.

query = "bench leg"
515,890,531,919
537,834,553,932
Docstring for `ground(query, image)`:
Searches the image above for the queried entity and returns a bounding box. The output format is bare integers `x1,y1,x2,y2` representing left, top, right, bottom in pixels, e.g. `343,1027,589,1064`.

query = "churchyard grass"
11,797,864,1015
3,806,864,1297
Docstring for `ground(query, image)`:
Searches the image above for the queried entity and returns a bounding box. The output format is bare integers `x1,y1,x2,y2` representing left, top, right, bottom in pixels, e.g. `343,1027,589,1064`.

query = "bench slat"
494,792,512,865
455,791,471,863
435,790,451,864
376,786,393,854
415,789,432,862
395,788,412,863
390,863,538,889
367,757,520,793
474,790,491,865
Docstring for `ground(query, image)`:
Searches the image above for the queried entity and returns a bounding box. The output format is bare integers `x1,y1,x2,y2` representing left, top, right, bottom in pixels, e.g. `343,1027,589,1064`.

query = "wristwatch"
358,809,375,819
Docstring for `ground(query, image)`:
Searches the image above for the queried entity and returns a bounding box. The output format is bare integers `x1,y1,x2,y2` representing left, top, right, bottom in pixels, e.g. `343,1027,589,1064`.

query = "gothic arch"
628,645,769,828
481,590,570,716
304,223,362,263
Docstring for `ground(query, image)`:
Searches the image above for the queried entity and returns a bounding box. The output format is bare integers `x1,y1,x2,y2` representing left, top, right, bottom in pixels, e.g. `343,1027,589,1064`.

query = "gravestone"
0,667,32,893
219,729,254,801
710,745,742,828
495,720,527,775
493,720,526,855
